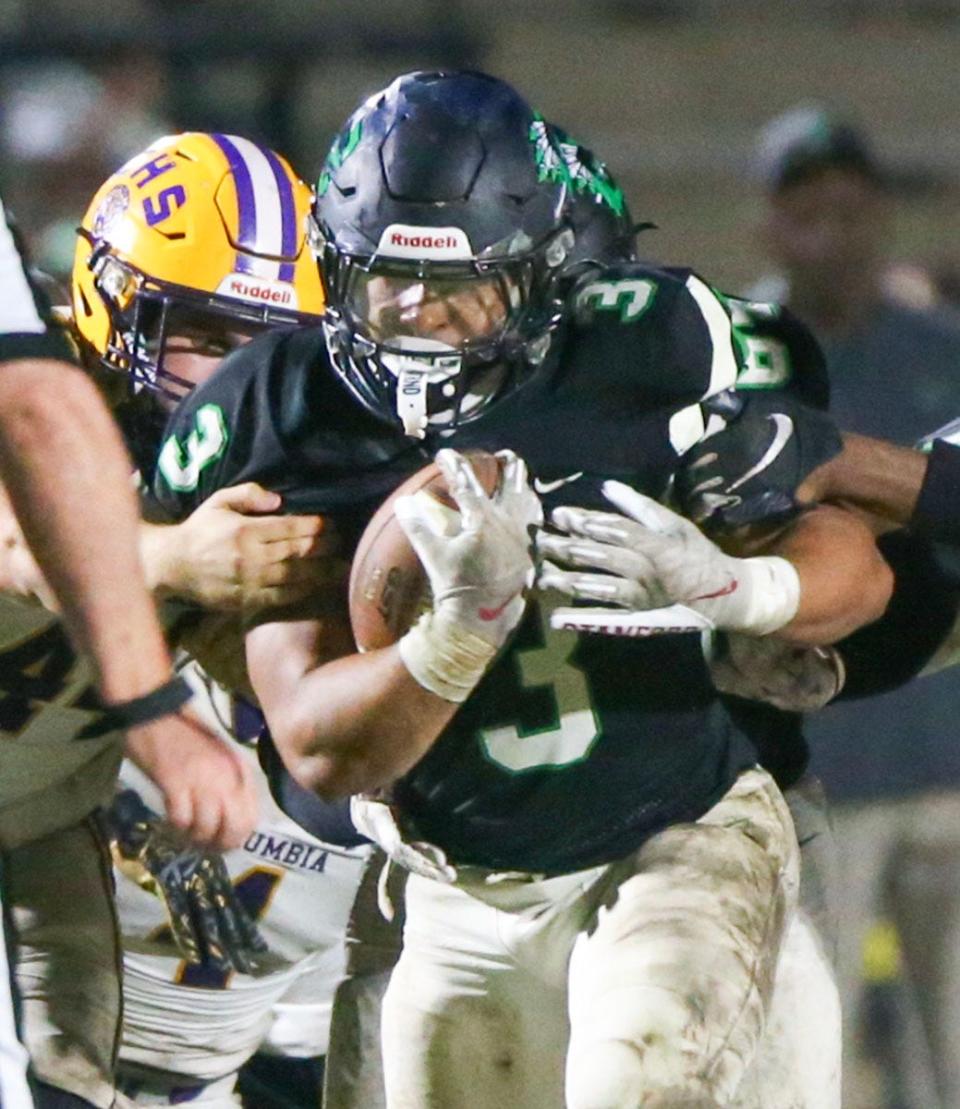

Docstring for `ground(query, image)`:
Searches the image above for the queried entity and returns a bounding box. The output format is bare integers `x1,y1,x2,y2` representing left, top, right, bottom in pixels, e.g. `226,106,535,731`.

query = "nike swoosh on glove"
675,390,842,533
537,481,800,637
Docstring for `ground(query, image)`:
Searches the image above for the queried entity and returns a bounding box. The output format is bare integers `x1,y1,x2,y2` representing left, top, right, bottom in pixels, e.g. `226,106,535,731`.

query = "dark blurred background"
4,0,960,289
7,4,960,1107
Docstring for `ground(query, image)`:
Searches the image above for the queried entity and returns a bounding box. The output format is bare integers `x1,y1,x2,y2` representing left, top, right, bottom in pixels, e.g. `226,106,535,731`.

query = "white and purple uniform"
114,662,371,1107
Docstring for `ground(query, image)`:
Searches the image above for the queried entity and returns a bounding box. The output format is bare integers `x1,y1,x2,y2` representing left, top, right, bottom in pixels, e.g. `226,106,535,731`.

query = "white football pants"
380,766,837,1108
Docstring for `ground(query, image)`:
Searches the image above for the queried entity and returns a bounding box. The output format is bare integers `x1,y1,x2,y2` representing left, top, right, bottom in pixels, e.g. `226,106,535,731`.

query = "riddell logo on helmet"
392,231,457,249
216,275,299,309
377,223,472,260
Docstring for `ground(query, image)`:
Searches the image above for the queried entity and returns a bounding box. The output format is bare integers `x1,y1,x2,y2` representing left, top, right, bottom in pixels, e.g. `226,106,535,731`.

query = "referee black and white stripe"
0,197,74,367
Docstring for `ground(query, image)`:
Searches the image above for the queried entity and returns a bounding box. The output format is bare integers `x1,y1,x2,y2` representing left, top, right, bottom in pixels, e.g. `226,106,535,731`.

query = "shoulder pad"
567,263,742,405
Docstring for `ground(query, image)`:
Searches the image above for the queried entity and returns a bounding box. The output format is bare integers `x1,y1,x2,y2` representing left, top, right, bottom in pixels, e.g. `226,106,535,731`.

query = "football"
349,451,502,651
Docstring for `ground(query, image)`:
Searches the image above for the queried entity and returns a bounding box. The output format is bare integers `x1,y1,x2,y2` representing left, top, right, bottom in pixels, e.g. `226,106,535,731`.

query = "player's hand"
537,481,800,637
108,789,267,973
123,708,259,851
708,633,845,711
673,390,842,533
396,449,542,648
0,483,57,609
144,483,337,611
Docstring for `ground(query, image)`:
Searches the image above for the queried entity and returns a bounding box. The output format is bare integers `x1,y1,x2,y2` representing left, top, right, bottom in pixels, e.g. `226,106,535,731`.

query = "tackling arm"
799,432,960,548
140,482,331,611
0,361,259,848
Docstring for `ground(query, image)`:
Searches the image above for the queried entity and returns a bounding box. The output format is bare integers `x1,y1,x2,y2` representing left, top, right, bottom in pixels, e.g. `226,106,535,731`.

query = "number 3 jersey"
151,262,829,877
115,665,371,1082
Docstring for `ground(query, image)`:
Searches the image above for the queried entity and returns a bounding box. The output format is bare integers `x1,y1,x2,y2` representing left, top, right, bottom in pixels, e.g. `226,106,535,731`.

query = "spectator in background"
750,103,960,1109
0,59,172,278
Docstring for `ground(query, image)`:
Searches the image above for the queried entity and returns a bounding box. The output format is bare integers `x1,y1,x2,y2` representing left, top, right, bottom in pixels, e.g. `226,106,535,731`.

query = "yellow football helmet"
72,131,324,401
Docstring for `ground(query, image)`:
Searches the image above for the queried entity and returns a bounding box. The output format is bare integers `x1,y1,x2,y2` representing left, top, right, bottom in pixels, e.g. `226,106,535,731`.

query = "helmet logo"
143,185,186,227
92,185,130,238
317,118,363,198
377,224,472,260
216,273,299,309
528,114,625,216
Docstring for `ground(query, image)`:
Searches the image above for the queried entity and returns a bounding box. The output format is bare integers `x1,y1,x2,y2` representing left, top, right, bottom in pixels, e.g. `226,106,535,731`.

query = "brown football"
348,451,502,651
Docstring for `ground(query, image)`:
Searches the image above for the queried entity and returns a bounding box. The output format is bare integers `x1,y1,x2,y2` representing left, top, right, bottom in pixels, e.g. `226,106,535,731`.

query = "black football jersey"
152,263,826,874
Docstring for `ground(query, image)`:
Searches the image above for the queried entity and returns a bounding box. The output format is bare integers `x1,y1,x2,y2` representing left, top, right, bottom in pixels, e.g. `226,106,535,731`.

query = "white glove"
396,449,542,701
708,634,845,711
537,480,800,637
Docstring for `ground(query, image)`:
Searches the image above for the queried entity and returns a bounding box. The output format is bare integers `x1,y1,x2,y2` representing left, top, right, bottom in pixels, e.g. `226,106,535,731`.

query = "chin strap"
396,368,430,439
382,340,463,440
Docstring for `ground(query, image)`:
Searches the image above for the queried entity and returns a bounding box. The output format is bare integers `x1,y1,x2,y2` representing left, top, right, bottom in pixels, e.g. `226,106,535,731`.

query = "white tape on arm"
724,555,801,636
399,610,497,702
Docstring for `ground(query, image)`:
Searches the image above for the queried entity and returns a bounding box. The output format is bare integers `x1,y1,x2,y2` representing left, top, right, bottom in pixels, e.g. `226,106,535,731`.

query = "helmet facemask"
316,220,571,438
84,241,291,408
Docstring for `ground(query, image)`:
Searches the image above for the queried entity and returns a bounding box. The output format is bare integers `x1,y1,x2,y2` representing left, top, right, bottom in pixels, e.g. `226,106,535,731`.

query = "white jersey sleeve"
115,661,371,1088
0,195,76,364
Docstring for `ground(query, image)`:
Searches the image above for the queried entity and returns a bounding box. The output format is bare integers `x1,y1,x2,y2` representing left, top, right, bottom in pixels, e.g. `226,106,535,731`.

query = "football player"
67,132,380,1109
151,73,893,1107
0,195,260,1108
0,134,369,1109
70,130,334,618
673,393,960,697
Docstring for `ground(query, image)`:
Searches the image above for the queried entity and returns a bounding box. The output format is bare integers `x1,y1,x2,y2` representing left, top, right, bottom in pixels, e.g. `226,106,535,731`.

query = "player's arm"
246,450,540,799
799,431,960,548
0,204,256,849
733,500,892,643
1,479,332,616
0,361,259,846
0,196,173,699
246,612,460,798
0,355,177,698
539,485,890,646
797,432,927,525
140,483,331,611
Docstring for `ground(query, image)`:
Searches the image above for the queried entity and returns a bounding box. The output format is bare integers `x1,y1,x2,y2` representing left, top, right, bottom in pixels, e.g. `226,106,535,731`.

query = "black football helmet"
312,70,630,438
548,123,638,278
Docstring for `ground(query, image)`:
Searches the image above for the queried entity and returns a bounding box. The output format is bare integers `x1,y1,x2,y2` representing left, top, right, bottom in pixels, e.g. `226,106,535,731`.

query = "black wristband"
912,440,960,547
76,675,193,740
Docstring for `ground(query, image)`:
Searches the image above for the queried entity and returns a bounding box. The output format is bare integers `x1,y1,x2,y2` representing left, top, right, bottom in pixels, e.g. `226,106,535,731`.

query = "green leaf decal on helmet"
528,112,625,216
317,118,364,198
